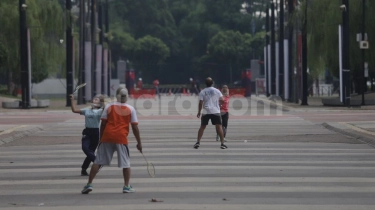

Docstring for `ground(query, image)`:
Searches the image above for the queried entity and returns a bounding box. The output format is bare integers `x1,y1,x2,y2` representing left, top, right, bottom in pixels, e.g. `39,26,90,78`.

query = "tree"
132,35,170,82
205,30,253,83
109,32,135,62
0,0,64,94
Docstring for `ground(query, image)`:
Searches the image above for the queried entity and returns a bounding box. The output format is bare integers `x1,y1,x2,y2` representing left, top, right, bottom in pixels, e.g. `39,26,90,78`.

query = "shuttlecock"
244,140,247,143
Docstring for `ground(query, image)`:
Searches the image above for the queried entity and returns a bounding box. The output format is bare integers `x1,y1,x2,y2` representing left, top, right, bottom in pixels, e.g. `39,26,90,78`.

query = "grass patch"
0,93,20,99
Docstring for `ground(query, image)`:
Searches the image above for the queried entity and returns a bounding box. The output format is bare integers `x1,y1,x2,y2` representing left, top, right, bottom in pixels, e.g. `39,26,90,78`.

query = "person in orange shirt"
81,87,142,194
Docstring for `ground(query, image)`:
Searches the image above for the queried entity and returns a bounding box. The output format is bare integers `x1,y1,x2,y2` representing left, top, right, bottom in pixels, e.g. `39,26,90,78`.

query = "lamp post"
78,0,86,104
91,0,97,98
66,0,73,107
279,0,285,100
270,2,276,95
342,0,350,107
287,0,295,103
361,0,366,105
301,0,308,105
19,0,30,109
265,4,270,97
105,0,111,97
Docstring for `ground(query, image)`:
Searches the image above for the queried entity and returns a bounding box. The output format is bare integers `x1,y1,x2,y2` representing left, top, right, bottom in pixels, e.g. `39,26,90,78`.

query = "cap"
116,88,128,102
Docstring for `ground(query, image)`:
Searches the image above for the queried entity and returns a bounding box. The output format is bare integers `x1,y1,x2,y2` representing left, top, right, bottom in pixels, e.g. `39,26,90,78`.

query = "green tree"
132,35,170,82
0,0,64,94
109,32,136,62
205,30,253,83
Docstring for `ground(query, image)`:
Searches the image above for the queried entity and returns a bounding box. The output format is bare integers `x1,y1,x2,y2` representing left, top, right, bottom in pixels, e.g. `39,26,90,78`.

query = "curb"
0,126,44,146
321,122,375,148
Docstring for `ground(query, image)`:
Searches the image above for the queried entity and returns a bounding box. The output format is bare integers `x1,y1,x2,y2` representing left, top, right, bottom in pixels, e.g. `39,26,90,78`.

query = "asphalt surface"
0,95,375,209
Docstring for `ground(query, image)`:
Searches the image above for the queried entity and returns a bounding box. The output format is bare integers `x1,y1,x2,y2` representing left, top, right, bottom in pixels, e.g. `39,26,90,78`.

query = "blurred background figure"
137,78,143,89
153,79,160,99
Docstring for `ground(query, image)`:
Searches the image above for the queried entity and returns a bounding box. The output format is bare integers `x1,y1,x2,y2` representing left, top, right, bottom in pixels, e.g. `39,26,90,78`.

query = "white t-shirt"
199,87,223,114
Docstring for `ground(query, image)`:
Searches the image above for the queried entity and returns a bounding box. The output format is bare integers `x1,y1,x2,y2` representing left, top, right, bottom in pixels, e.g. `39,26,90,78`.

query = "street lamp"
66,0,74,107
361,0,366,105
341,0,350,107
19,0,30,109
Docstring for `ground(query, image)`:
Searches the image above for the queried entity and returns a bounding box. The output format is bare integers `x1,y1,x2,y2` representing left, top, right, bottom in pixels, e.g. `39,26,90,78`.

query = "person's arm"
69,94,81,114
197,100,203,118
219,96,224,106
131,124,142,153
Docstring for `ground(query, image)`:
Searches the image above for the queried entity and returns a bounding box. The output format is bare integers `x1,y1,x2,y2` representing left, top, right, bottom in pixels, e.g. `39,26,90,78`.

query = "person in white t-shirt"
194,77,228,149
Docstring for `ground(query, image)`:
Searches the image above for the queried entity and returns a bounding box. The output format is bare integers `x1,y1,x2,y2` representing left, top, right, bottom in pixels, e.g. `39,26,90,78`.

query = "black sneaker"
193,142,200,149
220,144,228,149
81,169,89,176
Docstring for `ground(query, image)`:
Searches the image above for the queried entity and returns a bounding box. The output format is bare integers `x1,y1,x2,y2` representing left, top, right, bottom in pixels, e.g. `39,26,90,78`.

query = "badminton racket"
73,83,87,94
141,152,155,177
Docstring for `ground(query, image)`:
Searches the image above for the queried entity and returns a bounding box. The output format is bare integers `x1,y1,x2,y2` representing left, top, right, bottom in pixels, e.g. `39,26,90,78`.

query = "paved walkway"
2,94,375,147
1,112,375,209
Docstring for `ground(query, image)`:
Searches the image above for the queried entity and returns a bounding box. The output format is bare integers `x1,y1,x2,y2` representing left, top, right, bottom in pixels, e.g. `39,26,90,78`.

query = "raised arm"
69,94,81,114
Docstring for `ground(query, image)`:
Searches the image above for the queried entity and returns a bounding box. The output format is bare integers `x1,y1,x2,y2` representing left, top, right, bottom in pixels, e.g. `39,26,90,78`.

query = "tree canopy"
0,0,64,88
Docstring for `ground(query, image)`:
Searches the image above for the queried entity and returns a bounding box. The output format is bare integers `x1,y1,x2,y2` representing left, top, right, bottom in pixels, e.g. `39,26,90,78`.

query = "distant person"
153,79,160,99
81,87,142,194
194,77,227,149
216,85,229,142
137,78,143,89
195,78,201,93
190,78,199,96
70,94,104,176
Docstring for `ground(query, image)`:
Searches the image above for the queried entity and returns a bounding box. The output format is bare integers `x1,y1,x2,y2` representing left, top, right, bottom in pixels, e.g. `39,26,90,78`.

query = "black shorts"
201,114,222,125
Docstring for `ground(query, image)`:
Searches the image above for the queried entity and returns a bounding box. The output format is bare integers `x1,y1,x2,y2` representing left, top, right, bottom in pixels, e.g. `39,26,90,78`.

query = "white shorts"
94,142,130,168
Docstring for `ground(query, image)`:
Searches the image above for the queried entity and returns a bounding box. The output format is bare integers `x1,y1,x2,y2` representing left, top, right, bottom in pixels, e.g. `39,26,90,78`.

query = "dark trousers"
81,128,99,170
221,112,229,137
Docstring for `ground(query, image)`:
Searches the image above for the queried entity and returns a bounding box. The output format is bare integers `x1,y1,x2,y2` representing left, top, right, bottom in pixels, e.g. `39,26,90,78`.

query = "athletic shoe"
220,144,228,149
123,185,136,193
81,184,93,194
193,142,200,149
81,169,89,176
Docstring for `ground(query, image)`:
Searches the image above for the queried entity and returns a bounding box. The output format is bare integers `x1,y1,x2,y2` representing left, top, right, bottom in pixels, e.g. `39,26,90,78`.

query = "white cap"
116,88,128,103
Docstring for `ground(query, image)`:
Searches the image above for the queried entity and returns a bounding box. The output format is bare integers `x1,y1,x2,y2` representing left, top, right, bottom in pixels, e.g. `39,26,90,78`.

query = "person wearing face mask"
70,94,104,176
216,85,229,142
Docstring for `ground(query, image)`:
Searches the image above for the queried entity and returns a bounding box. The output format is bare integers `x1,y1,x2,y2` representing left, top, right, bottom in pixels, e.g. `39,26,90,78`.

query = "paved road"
0,97,375,209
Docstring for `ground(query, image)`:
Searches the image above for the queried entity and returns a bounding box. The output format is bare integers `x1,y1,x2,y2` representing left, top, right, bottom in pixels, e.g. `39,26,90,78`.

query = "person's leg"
87,164,101,183
215,124,225,144
81,143,113,194
222,113,228,137
197,125,206,142
195,115,208,148
81,129,92,173
117,144,134,192
88,129,99,160
123,168,131,186
212,114,227,148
